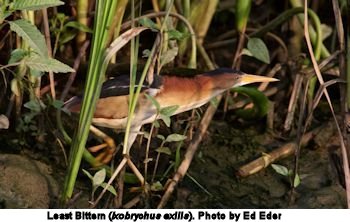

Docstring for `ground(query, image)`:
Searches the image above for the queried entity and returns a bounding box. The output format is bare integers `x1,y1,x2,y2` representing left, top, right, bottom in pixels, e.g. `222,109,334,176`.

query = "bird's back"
64,74,162,120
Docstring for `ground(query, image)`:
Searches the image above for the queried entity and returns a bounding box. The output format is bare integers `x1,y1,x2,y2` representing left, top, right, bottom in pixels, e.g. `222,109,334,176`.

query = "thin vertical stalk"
303,0,350,207
22,10,41,100
61,0,118,204
111,0,129,63
123,1,175,155
289,0,330,58
42,8,55,99
177,0,190,60
346,0,350,110
76,0,88,49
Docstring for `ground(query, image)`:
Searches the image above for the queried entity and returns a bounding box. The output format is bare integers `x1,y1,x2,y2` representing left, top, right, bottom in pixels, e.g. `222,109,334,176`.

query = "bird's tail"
64,96,82,113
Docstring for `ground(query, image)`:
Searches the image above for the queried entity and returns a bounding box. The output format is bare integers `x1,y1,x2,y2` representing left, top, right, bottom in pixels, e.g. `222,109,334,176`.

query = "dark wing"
100,74,150,98
64,74,163,114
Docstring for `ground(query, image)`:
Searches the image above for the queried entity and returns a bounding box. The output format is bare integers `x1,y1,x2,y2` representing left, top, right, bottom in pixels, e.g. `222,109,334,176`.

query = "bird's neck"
154,75,226,114
196,75,231,97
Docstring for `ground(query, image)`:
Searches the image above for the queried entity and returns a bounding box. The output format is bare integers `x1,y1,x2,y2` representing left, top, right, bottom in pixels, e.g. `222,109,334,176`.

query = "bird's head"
204,68,278,90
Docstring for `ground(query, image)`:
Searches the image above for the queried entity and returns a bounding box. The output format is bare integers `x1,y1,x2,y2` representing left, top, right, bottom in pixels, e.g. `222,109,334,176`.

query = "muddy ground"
0,116,346,208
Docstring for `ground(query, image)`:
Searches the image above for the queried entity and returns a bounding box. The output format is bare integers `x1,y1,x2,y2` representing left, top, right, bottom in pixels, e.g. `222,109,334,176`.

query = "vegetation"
0,0,349,208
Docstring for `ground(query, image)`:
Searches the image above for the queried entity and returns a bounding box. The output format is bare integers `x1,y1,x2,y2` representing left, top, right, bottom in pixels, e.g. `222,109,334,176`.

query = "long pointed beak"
239,74,279,86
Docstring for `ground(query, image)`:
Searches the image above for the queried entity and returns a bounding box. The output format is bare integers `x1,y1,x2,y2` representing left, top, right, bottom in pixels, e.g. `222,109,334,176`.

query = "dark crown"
203,68,243,76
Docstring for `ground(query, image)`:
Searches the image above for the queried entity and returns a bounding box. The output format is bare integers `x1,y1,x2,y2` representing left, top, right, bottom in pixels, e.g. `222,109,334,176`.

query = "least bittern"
65,68,278,164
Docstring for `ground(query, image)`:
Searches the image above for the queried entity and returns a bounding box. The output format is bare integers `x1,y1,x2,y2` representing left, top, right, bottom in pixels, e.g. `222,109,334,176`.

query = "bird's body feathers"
65,68,277,130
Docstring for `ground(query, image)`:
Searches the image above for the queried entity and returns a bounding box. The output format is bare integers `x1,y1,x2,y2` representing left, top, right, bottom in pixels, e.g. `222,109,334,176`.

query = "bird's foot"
88,138,118,165
88,126,119,166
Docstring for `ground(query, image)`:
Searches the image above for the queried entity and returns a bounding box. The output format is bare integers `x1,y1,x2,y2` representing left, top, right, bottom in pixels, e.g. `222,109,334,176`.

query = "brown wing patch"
94,95,129,119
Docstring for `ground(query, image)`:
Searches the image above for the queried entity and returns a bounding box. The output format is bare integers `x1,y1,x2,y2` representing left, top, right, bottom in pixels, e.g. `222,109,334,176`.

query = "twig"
40,81,58,96
283,50,340,132
61,41,90,101
42,8,55,99
232,26,246,69
283,73,304,131
127,158,145,185
121,12,196,68
258,63,282,91
114,165,126,208
157,95,222,208
237,124,321,177
292,70,309,199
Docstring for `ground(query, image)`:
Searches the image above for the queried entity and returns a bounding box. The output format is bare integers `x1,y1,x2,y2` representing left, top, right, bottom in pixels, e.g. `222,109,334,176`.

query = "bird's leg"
123,125,145,184
88,125,119,165
122,125,142,155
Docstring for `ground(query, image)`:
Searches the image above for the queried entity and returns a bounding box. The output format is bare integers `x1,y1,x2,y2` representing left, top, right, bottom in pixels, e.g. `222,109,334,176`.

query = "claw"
88,143,108,153
88,125,119,165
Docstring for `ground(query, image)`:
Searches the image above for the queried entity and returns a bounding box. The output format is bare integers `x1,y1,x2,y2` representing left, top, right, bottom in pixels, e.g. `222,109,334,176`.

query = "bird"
64,68,278,164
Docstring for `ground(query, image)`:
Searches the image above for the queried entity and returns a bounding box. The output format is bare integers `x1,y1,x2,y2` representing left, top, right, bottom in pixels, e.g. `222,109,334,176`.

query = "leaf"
247,38,270,64
106,27,148,59
150,181,164,191
155,147,171,155
160,47,178,68
143,158,153,164
9,19,48,56
167,29,189,41
11,79,21,97
29,125,38,131
156,134,165,141
160,114,171,127
24,99,45,112
124,173,139,184
241,48,253,57
52,100,64,109
271,164,289,177
235,0,252,32
100,183,117,196
145,94,160,111
142,131,150,139
82,169,93,180
12,0,64,11
25,54,75,73
160,105,179,117
65,21,92,33
59,31,77,45
92,168,106,187
165,134,187,143
55,13,67,23
8,49,27,64
142,49,151,58
293,173,301,188
231,86,269,119
30,69,43,77
138,18,158,30
0,114,9,129
154,120,160,128
321,24,332,40
1,11,12,21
